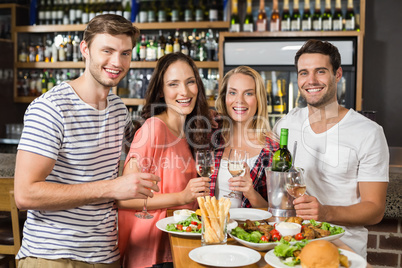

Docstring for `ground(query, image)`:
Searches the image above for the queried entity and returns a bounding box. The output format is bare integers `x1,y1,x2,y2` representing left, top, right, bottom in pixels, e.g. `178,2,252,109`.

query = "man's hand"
293,195,329,221
114,172,160,200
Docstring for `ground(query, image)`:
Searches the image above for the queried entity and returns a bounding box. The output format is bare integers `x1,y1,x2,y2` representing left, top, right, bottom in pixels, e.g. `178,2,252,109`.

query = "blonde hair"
215,66,271,145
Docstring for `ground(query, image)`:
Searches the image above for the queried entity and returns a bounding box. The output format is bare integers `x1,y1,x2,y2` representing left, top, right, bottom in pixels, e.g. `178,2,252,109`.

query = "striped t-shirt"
16,82,134,263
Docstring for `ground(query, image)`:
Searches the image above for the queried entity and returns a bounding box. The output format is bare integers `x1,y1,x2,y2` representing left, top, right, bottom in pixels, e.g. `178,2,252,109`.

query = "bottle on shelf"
41,70,48,94
322,0,332,31
243,0,254,32
28,41,36,62
189,29,198,60
66,33,73,61
205,29,217,61
139,34,147,61
230,0,240,32
44,34,53,63
165,33,174,55
273,76,286,114
36,37,45,62
184,1,194,22
68,0,77,25
301,0,312,31
181,31,190,56
270,0,280,32
332,0,343,31
82,0,89,24
295,90,307,108
138,0,148,23
157,0,168,23
147,0,157,23
157,30,166,60
170,0,182,22
75,0,83,24
72,32,81,62
197,31,207,61
123,0,131,21
291,0,301,31
173,29,181,53
18,42,28,62
256,0,267,32
345,0,355,31
281,0,291,31
51,0,58,25
37,0,46,25
272,128,292,172
266,79,273,114
312,0,322,31
195,0,207,22
47,70,56,91
45,0,52,25
209,0,219,21
88,0,96,21
146,36,157,61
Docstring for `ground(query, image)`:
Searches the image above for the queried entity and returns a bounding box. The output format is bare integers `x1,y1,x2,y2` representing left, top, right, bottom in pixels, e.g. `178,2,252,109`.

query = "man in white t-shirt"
273,39,389,258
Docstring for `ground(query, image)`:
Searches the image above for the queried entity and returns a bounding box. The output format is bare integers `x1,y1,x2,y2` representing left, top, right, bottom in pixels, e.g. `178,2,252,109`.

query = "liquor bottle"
56,0,64,24
345,0,355,30
184,1,194,22
18,42,28,62
312,0,322,31
205,29,216,61
209,0,219,21
272,128,292,172
146,36,157,61
256,0,267,32
295,90,307,107
158,0,168,22
36,37,45,62
51,0,58,25
171,0,182,22
41,70,48,94
332,0,343,31
47,71,56,91
65,34,73,61
45,0,52,24
281,0,291,31
123,0,131,21
157,30,166,59
37,0,46,25
88,0,96,21
147,1,157,23
243,0,254,32
301,0,311,31
322,0,332,31
189,29,198,60
291,0,301,31
165,33,174,54
181,31,190,56
173,29,181,53
69,0,77,24
230,0,240,32
76,0,83,24
72,32,81,62
198,31,207,61
138,1,148,23
44,34,53,62
195,0,207,22
82,0,89,24
115,0,124,17
266,79,273,114
274,80,286,114
270,0,280,32
139,35,147,61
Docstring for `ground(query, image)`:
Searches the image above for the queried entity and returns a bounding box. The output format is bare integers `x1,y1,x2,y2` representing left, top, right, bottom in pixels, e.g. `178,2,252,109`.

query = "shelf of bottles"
229,0,361,33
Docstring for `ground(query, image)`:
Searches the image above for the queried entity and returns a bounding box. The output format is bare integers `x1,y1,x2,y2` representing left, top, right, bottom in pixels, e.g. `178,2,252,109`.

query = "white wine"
228,162,245,177
286,184,306,198
196,164,215,177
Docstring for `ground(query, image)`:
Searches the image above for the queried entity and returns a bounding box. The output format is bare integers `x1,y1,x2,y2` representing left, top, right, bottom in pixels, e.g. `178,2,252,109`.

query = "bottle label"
323,19,332,30
256,21,266,32
345,18,355,30
230,24,240,32
274,104,285,113
171,10,179,22
281,20,290,31
333,19,343,30
82,13,89,24
270,21,280,32
116,10,123,16
158,10,166,22
195,9,203,21
243,23,253,32
209,9,218,21
184,10,193,22
148,11,156,22
291,19,300,31
123,11,131,21
313,19,322,30
302,18,311,30
139,11,148,23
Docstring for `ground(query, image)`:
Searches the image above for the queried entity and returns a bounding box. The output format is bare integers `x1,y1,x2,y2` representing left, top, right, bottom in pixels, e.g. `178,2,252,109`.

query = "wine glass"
225,149,247,199
285,168,306,198
135,159,158,219
195,150,215,177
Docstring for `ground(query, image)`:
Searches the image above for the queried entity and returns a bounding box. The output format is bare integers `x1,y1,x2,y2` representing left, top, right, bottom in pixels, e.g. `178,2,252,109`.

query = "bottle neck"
259,0,265,11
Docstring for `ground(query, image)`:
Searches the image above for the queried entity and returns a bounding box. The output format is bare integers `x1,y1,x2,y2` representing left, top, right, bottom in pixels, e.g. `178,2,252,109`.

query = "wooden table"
167,209,372,268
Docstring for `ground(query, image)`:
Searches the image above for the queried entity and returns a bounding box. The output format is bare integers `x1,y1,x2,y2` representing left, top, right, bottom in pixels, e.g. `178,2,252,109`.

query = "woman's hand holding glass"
225,149,248,199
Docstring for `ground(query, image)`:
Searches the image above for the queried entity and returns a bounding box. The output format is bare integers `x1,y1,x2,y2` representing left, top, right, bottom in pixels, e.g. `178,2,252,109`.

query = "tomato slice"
176,224,183,231
186,226,192,232
261,235,269,242
197,223,202,230
269,229,280,236
272,234,281,241
191,221,199,225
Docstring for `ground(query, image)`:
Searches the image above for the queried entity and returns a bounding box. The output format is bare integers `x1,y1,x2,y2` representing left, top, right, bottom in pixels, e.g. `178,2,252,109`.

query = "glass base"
135,211,154,219
224,191,241,199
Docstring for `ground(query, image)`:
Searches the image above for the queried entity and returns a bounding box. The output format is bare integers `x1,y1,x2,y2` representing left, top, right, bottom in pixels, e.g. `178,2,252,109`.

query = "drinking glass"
285,168,306,198
195,150,215,177
135,160,158,219
225,149,247,199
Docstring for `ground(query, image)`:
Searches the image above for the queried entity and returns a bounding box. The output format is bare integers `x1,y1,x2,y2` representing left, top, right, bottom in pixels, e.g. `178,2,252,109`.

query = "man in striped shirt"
14,14,160,267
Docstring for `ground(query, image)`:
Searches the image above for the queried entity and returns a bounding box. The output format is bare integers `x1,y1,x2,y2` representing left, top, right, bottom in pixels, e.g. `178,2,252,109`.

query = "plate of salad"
156,213,238,237
229,219,345,251
264,240,367,268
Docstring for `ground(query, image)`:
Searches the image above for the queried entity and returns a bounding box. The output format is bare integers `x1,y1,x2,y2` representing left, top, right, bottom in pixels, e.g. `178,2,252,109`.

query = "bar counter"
166,210,373,268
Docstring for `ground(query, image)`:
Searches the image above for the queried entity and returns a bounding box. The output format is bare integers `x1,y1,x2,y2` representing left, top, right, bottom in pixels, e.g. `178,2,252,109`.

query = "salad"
273,240,307,266
166,213,202,233
230,218,345,244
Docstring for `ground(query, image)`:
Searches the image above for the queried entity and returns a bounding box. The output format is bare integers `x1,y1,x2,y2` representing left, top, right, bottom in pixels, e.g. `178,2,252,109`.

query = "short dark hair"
295,39,341,73
84,14,139,49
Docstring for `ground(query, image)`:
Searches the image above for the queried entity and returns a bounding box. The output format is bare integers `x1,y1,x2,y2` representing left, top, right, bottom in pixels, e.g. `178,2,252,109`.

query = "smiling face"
162,60,198,117
225,73,258,124
297,53,342,109
83,33,132,89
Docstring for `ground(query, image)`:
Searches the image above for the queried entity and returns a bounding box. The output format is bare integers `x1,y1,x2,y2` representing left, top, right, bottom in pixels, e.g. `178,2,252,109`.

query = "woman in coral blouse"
117,53,212,268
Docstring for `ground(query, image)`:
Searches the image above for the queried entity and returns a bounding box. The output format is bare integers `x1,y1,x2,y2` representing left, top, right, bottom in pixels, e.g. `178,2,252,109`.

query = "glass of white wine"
285,168,306,198
135,159,158,219
225,149,247,199
195,150,215,177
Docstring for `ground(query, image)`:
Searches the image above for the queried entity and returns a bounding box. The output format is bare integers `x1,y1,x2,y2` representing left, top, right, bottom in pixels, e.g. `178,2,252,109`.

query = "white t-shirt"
273,107,389,258
216,155,259,208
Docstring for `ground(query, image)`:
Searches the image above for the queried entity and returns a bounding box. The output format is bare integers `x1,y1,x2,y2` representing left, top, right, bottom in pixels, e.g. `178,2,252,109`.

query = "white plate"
229,208,272,221
156,216,238,237
230,221,345,251
189,245,261,267
264,248,367,268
